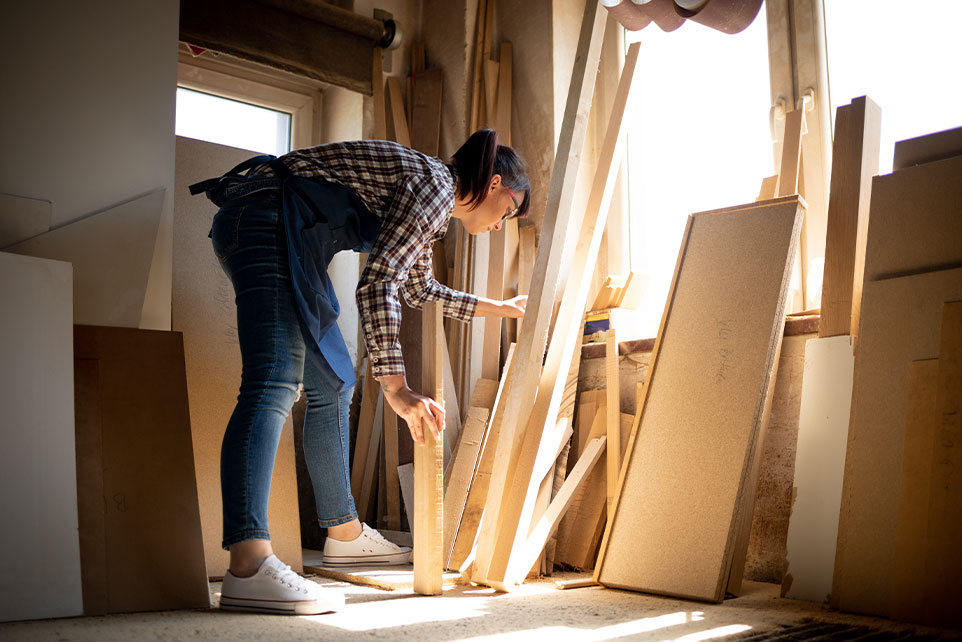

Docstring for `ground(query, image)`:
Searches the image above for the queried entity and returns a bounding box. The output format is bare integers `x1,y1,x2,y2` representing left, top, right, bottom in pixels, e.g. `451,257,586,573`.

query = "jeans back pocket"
209,203,246,260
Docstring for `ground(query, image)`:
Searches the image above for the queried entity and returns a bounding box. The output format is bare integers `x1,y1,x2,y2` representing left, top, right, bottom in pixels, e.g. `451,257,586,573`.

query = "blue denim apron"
190,155,380,389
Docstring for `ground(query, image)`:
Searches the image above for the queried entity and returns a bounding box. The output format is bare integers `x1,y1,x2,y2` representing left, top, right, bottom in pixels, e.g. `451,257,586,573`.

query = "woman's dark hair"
448,129,531,219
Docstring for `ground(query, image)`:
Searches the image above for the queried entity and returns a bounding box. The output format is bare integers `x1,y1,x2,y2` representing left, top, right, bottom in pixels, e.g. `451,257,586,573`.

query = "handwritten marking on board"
715,319,735,385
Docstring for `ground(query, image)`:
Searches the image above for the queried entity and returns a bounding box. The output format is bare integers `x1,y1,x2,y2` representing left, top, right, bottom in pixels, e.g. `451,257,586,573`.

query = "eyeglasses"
503,184,520,220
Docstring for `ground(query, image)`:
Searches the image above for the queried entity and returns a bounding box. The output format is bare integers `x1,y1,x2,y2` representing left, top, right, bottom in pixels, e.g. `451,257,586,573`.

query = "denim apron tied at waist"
190,154,381,389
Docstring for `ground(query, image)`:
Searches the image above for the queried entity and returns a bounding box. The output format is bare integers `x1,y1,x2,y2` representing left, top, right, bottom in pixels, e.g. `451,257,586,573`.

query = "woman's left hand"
500,295,527,318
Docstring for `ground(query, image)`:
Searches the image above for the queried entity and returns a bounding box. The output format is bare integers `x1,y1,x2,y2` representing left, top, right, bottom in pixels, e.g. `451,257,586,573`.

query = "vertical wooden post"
372,48,386,140
414,301,444,595
605,329,620,521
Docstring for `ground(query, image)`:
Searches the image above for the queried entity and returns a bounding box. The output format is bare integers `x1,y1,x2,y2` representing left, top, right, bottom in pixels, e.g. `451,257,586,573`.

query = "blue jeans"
209,189,357,550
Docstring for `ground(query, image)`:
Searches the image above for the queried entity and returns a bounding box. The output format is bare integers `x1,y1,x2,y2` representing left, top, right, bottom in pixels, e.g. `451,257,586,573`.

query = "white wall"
0,0,180,329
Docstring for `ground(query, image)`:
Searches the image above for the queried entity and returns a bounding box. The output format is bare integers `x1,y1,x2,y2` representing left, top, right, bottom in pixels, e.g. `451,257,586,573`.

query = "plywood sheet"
73,325,210,614
834,268,962,616
172,137,302,577
5,189,164,328
862,155,962,283
0,252,82,623
782,334,855,602
596,197,802,602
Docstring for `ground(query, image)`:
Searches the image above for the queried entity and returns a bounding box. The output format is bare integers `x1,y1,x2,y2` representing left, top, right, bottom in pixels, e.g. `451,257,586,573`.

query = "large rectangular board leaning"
595,196,804,602
833,268,962,617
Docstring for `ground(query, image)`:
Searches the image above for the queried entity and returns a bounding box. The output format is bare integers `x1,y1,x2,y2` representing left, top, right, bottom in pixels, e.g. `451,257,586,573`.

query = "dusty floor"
2,575,959,641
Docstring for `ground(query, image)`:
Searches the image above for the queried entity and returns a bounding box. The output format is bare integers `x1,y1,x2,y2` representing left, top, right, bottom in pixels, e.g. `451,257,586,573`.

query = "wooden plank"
372,48,385,140
356,392,384,524
572,389,606,464
398,462,414,535
833,268,962,616
555,406,607,569
447,344,516,571
413,301,444,595
862,155,962,283
596,197,803,603
383,399,401,532
922,300,962,626
515,437,607,580
776,109,804,197
781,334,854,603
484,59,499,130
893,125,962,171
443,406,491,568
468,0,489,132
481,227,506,380
495,42,512,144
819,96,881,338
605,329,620,520
350,364,380,507
474,34,635,590
891,359,939,624
410,68,442,156
756,175,778,202
516,224,536,336
386,76,411,147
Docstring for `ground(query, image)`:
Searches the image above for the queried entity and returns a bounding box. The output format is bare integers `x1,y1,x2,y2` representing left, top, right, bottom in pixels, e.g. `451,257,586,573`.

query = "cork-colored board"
173,137,302,577
596,196,802,603
862,155,962,283
833,268,962,617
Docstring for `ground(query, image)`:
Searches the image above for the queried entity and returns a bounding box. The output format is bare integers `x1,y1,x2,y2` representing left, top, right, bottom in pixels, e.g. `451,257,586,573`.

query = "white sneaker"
220,555,344,615
322,524,412,566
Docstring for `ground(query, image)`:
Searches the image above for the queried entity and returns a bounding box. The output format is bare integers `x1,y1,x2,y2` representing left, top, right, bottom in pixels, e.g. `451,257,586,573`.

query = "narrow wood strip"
384,398,401,532
387,76,411,147
605,329,620,521
372,48,385,140
350,363,379,504
495,42,512,144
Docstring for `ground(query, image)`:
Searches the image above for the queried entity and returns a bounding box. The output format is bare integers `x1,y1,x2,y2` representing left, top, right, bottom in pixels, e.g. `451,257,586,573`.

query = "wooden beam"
605,329,620,521
372,48,386,140
356,391,383,524
180,0,374,95
411,68,443,156
413,301,444,595
471,0,609,587
387,76,411,147
383,398,401,532
819,96,881,338
495,42,512,144
350,364,380,505
481,228,506,380
777,109,804,197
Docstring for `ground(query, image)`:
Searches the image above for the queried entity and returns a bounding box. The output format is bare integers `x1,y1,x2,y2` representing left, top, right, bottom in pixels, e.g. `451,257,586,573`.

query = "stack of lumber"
830,124,962,626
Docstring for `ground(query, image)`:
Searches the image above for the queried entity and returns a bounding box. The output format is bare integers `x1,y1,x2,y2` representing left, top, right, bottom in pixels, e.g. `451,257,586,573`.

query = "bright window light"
175,87,292,156
624,7,773,339
824,0,962,174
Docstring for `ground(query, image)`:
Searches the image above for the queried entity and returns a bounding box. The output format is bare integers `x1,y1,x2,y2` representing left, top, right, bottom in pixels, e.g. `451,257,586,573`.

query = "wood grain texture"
605,329,620,521
387,76,411,147
893,125,962,171
495,42,512,144
596,197,803,602
383,400,401,532
443,405,491,568
777,110,804,197
482,227,506,380
372,48,385,140
414,301,444,594
819,96,881,338
410,68,442,156
833,269,962,616
891,359,939,624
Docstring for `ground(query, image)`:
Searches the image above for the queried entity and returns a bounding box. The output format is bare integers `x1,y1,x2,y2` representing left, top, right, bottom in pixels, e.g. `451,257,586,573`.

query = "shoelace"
363,526,398,549
267,563,314,594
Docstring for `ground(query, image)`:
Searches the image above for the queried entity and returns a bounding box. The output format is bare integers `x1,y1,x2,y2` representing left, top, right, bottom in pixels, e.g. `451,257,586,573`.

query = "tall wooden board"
596,197,803,602
413,301,444,594
833,268,962,616
0,252,81,623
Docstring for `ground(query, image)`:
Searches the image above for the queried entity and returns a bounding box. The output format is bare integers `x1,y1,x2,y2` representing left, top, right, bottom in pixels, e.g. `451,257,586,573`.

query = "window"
824,0,962,174
175,87,292,155
624,8,773,339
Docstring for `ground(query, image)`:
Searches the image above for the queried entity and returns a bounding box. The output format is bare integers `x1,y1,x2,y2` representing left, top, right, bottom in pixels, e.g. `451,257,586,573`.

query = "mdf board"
73,325,210,614
833,268,962,617
782,334,855,602
596,197,803,603
5,189,164,329
893,125,962,171
891,359,939,624
862,155,962,283
0,252,82,623
172,137,302,577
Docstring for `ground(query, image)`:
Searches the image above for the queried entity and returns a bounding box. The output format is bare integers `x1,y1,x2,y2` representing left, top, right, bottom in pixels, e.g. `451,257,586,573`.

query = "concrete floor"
1,575,959,641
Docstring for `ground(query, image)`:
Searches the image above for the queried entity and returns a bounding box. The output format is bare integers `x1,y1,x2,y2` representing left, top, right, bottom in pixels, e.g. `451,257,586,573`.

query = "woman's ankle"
229,539,273,578
326,519,363,542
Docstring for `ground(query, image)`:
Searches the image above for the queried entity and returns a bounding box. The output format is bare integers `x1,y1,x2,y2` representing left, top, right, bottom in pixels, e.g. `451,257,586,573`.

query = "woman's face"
463,174,523,235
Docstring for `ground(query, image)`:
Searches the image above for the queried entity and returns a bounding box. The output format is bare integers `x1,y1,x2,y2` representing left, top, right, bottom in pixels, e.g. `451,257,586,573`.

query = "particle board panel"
6,189,164,329
893,125,962,171
172,137,302,577
0,252,81,623
73,325,211,614
596,196,803,603
862,155,962,283
922,301,962,626
833,268,962,617
782,334,855,602
819,97,881,338
413,301,444,595
891,359,939,624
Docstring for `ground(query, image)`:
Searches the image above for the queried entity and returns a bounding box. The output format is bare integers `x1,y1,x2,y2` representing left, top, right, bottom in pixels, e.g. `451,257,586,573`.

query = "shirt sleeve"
400,243,478,321
357,176,468,379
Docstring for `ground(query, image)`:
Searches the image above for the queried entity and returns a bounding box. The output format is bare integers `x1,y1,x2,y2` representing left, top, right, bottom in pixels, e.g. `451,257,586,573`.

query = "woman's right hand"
379,375,445,444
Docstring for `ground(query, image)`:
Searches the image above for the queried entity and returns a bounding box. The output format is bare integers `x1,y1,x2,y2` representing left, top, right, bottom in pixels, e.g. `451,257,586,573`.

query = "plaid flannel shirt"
252,140,478,379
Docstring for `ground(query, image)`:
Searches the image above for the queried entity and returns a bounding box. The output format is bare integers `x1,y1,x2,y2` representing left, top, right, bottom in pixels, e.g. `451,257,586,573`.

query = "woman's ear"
489,173,502,191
